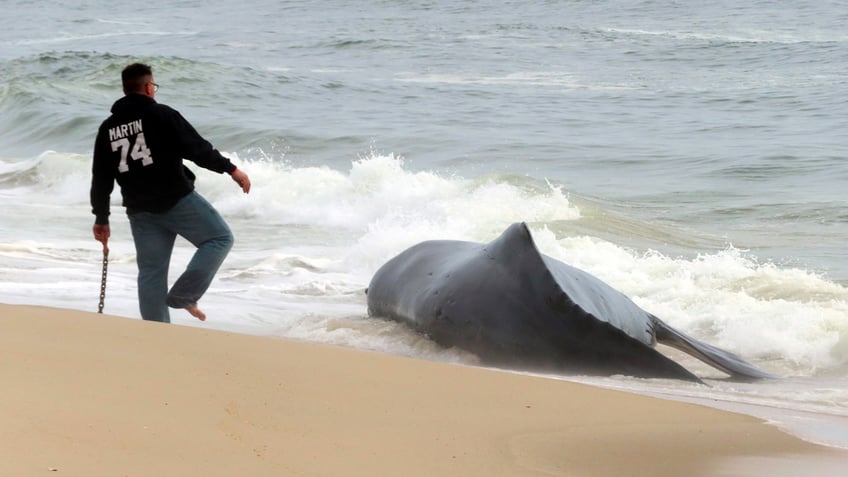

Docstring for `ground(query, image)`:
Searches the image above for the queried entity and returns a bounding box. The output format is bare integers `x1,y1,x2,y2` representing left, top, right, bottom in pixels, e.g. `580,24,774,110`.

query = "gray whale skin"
366,222,776,382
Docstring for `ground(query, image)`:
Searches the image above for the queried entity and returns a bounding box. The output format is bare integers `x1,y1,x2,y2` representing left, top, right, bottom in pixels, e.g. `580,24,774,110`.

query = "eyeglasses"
150,82,159,92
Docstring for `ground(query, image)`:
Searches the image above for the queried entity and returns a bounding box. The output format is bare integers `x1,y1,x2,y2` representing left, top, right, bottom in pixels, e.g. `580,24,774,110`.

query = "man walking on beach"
90,63,250,323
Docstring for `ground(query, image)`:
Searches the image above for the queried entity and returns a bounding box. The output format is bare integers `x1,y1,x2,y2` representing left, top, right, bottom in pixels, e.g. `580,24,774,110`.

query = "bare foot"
186,305,206,321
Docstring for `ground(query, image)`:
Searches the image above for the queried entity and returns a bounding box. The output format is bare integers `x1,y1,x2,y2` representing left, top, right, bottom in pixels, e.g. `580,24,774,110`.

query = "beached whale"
366,222,776,382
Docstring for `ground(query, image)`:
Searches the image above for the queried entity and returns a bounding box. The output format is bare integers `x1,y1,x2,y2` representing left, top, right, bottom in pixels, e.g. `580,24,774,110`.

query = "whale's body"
367,223,775,382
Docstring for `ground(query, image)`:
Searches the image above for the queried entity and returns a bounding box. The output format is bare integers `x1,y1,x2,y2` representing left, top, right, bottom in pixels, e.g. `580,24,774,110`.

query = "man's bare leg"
186,305,206,321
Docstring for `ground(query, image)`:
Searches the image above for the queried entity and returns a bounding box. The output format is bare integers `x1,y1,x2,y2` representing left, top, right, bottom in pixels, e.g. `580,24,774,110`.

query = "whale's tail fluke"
652,316,779,381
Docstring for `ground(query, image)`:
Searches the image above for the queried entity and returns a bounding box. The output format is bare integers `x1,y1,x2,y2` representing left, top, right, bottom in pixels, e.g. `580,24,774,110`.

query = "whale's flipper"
652,316,778,381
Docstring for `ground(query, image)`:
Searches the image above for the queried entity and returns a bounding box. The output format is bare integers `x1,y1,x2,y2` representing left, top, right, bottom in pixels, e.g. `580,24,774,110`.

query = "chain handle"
98,246,109,314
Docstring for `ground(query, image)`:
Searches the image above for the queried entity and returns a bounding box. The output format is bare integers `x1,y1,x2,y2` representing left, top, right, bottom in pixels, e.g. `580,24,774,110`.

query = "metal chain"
98,247,108,314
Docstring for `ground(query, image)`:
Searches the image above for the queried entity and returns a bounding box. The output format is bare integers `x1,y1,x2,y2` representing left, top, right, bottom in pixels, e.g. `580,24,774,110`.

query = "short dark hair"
122,63,153,94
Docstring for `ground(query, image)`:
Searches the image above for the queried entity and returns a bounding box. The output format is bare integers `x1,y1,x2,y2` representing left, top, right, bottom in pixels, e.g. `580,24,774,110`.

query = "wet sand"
1,303,843,476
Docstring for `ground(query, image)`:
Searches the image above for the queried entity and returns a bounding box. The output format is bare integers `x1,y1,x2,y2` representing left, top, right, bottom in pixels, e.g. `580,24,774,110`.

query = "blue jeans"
128,191,234,322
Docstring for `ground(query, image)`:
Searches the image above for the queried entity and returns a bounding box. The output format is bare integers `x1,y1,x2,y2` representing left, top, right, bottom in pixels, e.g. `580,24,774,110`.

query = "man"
90,63,251,323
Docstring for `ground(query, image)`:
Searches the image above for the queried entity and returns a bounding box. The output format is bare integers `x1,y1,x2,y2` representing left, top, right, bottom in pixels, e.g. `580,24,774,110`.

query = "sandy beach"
1,303,843,477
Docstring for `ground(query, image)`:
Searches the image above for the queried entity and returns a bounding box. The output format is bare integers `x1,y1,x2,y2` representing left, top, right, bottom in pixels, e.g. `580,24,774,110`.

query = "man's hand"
231,168,251,194
93,224,110,252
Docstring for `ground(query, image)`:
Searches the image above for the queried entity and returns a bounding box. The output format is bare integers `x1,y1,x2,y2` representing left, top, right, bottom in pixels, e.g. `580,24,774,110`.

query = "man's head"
121,63,157,97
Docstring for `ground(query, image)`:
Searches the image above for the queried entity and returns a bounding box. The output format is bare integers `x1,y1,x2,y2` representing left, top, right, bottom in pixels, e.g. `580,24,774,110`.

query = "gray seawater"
2,0,848,451
4,0,847,276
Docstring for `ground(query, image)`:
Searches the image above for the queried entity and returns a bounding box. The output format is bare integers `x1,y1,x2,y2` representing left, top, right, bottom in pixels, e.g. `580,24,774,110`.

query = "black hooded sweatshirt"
90,94,236,225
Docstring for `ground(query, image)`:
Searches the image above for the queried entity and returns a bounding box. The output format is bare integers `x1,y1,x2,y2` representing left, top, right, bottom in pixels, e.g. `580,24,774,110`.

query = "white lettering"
112,137,131,172
107,119,143,142
111,129,154,173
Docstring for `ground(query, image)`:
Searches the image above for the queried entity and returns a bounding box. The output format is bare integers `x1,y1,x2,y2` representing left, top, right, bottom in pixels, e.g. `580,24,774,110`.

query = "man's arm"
168,108,237,174
166,107,251,193
90,128,115,225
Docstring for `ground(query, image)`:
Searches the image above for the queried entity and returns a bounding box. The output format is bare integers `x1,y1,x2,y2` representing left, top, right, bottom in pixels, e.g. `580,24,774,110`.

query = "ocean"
1,0,847,451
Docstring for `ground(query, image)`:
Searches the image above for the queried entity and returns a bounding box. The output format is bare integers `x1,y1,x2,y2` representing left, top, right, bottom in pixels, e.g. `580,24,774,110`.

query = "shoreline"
2,303,845,476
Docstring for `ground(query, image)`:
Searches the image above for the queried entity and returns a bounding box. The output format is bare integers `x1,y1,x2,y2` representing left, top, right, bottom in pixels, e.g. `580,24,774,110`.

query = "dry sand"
1,303,844,476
